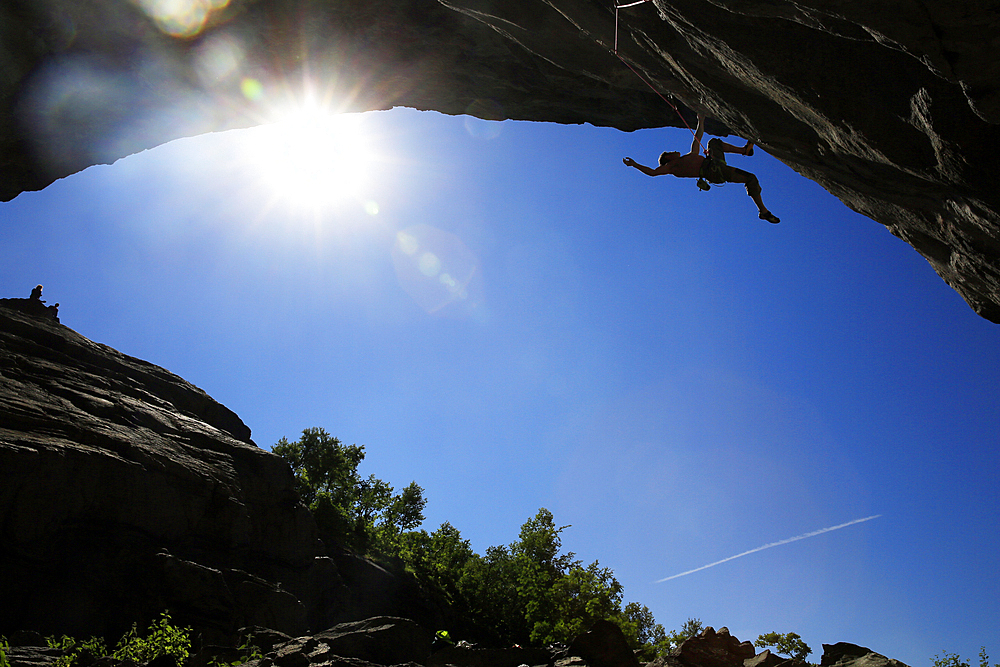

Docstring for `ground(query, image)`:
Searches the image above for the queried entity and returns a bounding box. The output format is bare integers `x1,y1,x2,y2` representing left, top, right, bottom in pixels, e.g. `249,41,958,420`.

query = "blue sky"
2,106,997,667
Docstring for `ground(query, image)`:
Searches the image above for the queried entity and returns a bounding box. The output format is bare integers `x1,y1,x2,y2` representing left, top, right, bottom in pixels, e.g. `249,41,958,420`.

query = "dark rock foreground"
3,619,912,667
2,0,1000,321
0,303,438,641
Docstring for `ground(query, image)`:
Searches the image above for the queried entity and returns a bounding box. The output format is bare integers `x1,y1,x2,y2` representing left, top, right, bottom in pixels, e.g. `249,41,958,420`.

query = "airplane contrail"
655,515,882,583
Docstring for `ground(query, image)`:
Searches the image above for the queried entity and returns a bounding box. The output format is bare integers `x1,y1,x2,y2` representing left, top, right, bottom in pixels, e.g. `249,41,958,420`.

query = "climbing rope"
612,0,707,155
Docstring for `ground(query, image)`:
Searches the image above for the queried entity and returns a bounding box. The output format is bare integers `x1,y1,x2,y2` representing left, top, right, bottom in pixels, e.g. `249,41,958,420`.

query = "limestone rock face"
2,0,999,320
0,303,333,639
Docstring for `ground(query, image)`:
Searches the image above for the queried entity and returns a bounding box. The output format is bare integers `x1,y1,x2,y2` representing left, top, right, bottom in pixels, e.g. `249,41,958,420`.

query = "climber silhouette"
622,113,780,224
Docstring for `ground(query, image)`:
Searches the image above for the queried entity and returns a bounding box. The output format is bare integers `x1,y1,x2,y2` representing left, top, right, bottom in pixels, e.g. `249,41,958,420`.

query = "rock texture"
566,620,641,667
2,0,999,320
819,644,912,667
0,303,451,642
674,627,755,667
0,301,332,639
3,607,916,667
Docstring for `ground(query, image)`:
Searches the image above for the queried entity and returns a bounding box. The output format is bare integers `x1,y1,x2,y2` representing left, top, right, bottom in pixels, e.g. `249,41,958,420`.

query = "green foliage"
49,612,190,667
1,636,10,667
112,612,191,664
755,632,811,660
399,522,477,608
662,618,704,652
50,636,107,667
932,652,970,667
932,648,998,667
398,507,668,657
273,428,427,555
276,426,674,658
615,603,668,660
208,632,263,667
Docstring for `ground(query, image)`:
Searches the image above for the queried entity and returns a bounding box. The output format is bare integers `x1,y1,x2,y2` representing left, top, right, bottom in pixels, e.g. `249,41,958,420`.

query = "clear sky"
2,104,997,667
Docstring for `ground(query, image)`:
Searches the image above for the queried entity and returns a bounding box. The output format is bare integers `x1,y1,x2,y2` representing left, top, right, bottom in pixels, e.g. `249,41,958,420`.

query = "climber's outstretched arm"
690,113,705,155
623,157,669,176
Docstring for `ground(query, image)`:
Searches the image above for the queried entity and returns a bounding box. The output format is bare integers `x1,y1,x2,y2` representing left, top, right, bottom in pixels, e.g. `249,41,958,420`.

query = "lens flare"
463,99,505,140
134,0,230,38
240,77,264,101
392,224,480,314
195,34,244,86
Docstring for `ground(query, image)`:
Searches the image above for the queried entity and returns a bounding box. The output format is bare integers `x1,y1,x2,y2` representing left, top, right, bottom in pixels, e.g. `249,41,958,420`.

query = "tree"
399,522,477,606
662,618,704,652
510,508,577,645
549,560,624,643
932,648,998,667
273,427,426,555
615,602,668,660
755,632,811,661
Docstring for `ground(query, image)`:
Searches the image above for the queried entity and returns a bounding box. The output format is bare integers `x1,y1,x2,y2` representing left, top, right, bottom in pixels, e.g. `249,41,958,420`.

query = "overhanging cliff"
2,0,999,321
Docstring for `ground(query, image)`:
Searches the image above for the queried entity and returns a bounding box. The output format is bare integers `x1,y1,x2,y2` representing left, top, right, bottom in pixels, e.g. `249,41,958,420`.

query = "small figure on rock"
622,113,780,224
1,286,60,322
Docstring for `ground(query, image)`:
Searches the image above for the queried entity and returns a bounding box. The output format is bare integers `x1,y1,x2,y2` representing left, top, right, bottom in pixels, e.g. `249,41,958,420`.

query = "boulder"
744,651,805,667
674,628,755,667
266,617,432,667
820,644,911,667
4,646,64,667
566,620,640,667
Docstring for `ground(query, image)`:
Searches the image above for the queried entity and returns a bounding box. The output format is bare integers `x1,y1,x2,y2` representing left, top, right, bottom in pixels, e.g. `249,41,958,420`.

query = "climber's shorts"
704,138,762,197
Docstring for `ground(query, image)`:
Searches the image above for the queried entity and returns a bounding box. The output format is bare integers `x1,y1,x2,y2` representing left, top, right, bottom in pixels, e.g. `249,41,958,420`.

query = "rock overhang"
3,0,999,321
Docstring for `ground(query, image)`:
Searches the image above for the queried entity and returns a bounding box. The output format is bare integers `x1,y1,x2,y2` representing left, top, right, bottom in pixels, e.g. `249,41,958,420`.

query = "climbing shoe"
759,211,780,224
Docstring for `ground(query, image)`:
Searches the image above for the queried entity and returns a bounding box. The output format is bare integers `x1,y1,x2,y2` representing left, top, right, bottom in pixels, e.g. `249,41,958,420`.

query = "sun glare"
243,108,374,215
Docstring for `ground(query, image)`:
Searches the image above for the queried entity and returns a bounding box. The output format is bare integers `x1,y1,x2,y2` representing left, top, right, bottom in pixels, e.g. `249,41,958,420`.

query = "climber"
622,113,780,223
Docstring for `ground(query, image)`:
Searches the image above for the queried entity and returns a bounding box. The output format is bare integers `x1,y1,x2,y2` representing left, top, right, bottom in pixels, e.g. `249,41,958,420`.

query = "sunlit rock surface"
2,0,999,321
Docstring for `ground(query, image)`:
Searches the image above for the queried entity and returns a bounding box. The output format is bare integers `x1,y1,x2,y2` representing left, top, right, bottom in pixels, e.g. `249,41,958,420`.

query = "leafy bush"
932,648,998,667
755,632,812,660
48,612,190,667
208,632,263,667
50,636,107,667
112,612,191,664
1,636,10,667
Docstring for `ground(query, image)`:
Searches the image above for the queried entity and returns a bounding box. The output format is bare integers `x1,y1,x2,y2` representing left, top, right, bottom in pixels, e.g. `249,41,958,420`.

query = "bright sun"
242,107,374,214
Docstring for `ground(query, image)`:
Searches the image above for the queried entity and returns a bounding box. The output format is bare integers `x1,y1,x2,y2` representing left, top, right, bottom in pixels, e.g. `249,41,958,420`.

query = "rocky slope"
0,302,441,642
2,0,999,321
3,620,914,667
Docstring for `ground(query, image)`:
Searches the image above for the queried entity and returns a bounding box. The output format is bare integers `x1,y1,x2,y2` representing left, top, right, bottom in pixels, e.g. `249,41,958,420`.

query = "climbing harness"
612,0,707,156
